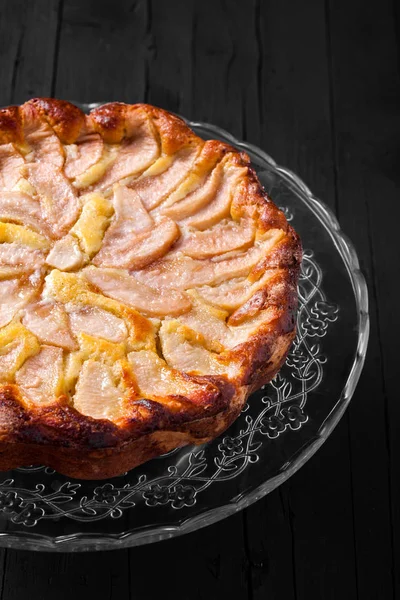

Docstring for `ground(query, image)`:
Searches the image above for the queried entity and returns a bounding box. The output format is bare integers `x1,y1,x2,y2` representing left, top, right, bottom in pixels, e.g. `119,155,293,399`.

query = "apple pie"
0,99,301,479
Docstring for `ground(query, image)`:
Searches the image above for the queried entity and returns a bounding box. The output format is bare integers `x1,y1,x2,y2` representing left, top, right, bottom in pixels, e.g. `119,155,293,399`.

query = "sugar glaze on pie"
0,100,301,479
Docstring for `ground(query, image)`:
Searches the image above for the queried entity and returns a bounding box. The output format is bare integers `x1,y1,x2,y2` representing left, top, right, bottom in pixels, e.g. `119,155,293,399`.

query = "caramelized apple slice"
128,350,203,399
181,162,247,230
23,108,65,167
175,293,277,350
0,144,25,190
197,268,279,310
159,320,236,377
0,191,47,235
91,186,156,267
176,218,255,259
157,141,229,217
84,267,191,317
16,345,64,405
69,306,127,343
44,270,157,352
133,230,285,290
160,161,223,220
112,186,154,234
0,277,40,328
174,294,230,352
92,115,160,192
22,301,77,350
73,360,124,421
130,145,201,210
0,244,45,277
46,235,85,271
93,217,180,270
64,132,104,179
26,163,80,237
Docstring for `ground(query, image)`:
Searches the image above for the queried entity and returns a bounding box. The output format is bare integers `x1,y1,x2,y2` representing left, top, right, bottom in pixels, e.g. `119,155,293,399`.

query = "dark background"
0,0,399,598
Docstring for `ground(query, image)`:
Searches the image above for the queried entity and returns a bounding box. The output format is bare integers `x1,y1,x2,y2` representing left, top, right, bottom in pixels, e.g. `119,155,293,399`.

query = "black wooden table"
0,0,398,597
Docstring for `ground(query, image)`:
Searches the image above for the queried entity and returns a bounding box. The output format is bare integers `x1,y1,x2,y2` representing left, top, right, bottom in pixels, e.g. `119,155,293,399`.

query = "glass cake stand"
0,107,369,551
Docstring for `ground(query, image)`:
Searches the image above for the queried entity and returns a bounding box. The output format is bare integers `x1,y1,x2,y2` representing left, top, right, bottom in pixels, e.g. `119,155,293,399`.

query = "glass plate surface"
0,106,369,551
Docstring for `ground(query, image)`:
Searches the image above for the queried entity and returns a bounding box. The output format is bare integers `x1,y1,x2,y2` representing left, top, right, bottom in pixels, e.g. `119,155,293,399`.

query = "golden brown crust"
0,106,23,145
0,99,302,479
145,105,199,154
88,102,130,143
23,98,86,144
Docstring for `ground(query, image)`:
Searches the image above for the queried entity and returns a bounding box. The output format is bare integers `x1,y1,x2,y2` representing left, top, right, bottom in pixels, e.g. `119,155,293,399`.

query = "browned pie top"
0,99,301,445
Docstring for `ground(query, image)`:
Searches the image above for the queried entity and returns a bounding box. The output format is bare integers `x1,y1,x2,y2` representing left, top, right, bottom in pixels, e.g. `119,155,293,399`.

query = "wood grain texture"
145,0,195,114
328,0,398,597
0,551,129,600
0,0,398,597
244,2,358,597
129,514,248,600
56,0,149,103
0,0,61,106
244,488,297,600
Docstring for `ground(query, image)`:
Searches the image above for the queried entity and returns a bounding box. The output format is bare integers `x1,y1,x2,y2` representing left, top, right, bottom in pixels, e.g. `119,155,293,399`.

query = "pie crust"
0,99,302,479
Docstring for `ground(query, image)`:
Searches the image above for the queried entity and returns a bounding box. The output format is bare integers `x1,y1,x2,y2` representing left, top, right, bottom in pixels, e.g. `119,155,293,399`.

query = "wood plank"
144,0,194,115
242,0,361,597
0,0,60,106
189,0,261,143
255,0,336,208
285,421,358,599
55,0,148,103
244,488,296,600
129,514,248,600
394,0,400,77
327,0,399,597
1,550,129,600
0,0,25,106
8,0,61,104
